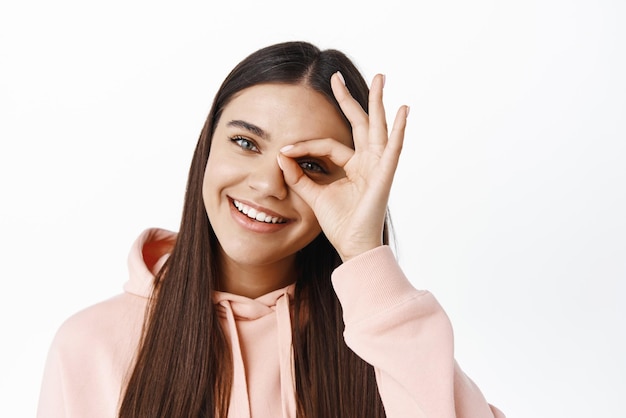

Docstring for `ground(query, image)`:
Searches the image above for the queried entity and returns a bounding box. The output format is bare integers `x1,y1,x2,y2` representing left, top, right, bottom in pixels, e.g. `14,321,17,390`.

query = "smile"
233,200,286,224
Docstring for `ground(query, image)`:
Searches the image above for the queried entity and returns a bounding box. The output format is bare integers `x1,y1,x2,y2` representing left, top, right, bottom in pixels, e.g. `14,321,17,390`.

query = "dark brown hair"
119,41,389,417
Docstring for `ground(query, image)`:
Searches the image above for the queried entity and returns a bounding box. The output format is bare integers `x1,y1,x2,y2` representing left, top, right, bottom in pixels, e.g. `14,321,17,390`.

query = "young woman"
37,41,504,418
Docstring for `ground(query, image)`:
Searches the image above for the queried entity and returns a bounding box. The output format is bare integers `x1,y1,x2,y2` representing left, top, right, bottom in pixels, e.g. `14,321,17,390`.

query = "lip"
228,197,290,233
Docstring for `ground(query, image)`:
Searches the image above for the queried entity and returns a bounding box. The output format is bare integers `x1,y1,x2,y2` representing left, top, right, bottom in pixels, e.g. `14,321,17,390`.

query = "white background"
1,0,624,417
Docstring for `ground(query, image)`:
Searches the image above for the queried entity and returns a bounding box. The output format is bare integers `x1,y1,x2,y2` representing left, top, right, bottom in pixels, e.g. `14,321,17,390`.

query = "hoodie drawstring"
220,300,252,418
276,289,297,418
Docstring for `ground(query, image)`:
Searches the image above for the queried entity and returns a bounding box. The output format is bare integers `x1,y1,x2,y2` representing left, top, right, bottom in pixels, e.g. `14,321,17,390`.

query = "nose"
247,154,288,200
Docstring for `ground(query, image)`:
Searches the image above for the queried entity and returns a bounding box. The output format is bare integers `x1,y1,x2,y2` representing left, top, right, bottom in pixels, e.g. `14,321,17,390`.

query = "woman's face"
203,83,352,270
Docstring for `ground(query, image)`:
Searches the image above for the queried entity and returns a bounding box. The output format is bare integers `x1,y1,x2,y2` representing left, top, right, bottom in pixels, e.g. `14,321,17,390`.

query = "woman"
37,41,504,417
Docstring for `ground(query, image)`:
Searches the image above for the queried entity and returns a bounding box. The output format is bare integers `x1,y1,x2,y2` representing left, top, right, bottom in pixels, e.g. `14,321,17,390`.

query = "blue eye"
231,136,258,152
298,160,327,174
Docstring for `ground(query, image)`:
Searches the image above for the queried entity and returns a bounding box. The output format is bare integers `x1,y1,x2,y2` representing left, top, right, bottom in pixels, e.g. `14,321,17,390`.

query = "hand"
277,72,409,261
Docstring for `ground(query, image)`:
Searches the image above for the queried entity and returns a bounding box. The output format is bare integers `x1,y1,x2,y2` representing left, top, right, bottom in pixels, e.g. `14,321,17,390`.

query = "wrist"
338,242,383,262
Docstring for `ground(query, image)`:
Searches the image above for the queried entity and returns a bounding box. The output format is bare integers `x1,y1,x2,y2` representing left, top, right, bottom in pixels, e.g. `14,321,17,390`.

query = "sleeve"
35,293,146,418
37,330,68,418
331,246,505,418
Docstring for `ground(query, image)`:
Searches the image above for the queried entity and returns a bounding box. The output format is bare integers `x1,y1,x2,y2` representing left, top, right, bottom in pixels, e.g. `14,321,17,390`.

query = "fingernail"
280,144,294,152
381,74,386,87
405,105,410,118
276,154,284,171
336,71,346,85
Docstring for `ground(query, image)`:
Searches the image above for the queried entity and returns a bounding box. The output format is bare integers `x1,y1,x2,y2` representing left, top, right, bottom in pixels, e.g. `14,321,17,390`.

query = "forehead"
218,83,353,147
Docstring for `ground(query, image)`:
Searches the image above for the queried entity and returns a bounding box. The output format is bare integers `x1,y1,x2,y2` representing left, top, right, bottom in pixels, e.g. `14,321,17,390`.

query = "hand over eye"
278,72,409,261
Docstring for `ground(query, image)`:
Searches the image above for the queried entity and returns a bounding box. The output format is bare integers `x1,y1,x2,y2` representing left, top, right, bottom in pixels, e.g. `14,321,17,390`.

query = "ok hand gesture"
277,72,409,261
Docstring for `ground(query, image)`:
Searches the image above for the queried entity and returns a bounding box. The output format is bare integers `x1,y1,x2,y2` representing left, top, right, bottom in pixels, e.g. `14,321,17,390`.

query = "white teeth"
233,200,285,224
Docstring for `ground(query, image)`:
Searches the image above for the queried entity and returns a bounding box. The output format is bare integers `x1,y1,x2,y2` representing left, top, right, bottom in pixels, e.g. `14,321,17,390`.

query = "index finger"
330,72,370,148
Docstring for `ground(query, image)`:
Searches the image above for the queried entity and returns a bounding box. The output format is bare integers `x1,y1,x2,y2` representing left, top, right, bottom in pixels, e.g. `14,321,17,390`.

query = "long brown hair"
119,41,389,417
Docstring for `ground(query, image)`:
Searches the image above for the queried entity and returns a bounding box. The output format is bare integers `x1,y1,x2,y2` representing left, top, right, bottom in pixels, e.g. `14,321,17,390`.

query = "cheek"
202,155,236,208
202,159,215,203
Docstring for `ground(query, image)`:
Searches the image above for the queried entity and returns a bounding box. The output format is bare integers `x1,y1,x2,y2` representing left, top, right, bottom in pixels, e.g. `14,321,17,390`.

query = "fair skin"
203,73,408,298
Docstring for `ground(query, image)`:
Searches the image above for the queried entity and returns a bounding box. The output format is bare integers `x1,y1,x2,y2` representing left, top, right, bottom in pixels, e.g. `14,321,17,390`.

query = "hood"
123,227,177,298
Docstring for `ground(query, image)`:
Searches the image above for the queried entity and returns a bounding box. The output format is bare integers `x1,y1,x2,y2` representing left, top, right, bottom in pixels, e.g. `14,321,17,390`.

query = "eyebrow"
226,120,269,140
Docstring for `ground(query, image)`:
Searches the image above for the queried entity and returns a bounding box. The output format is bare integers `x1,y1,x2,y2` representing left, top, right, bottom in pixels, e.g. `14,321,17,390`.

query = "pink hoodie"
37,228,504,417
